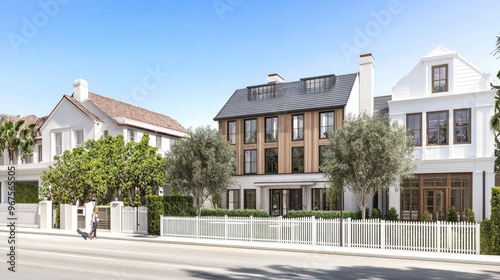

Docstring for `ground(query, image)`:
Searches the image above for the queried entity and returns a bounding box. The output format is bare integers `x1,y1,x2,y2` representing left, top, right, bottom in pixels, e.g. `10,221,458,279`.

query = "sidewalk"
2,226,500,266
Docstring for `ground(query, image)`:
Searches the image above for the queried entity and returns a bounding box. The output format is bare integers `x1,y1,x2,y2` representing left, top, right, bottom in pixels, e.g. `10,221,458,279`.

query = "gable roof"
86,92,186,133
214,73,358,120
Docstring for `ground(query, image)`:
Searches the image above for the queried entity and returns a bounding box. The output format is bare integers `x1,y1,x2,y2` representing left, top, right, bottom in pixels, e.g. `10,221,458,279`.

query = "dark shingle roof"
374,95,391,116
214,73,358,120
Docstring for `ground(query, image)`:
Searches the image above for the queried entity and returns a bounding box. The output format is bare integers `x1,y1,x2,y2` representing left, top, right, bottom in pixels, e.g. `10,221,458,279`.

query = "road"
0,232,499,279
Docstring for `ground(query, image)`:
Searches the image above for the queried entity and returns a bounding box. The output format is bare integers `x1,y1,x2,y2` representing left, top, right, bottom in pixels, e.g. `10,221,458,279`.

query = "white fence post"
110,201,123,234
347,217,352,248
436,221,441,253
475,223,480,255
380,220,385,249
160,215,164,236
196,216,199,238
224,215,228,240
250,216,254,242
39,200,52,230
312,216,317,246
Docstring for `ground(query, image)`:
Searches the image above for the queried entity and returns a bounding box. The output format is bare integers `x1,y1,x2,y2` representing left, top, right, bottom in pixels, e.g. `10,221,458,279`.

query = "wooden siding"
218,108,344,175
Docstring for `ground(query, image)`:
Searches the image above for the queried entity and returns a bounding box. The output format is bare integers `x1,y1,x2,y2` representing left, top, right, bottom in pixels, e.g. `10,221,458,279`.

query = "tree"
490,34,500,174
40,134,167,206
165,126,234,216
321,113,416,219
0,119,36,165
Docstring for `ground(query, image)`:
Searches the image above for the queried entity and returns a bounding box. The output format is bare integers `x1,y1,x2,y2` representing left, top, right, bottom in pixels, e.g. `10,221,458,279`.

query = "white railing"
160,216,480,254
0,203,39,226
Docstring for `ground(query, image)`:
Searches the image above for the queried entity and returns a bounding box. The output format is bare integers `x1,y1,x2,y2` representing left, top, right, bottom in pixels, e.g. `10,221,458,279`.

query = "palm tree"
490,34,500,174
0,119,36,165
19,123,37,163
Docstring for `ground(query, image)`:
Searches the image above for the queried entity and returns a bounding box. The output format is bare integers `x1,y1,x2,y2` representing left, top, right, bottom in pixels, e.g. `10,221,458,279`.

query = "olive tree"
321,113,416,219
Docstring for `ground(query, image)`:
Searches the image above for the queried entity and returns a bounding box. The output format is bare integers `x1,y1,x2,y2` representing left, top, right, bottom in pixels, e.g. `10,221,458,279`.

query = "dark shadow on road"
184,263,500,280
76,229,90,240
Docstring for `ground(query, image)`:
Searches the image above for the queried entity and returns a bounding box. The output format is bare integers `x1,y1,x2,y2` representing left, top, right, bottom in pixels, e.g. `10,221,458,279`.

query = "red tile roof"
87,92,186,133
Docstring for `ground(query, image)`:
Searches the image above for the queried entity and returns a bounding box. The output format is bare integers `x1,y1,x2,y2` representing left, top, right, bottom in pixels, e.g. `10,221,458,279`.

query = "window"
401,177,420,221
292,147,304,173
265,148,278,174
227,121,236,145
244,119,257,144
55,132,62,156
292,115,304,141
156,136,162,149
247,84,275,101
128,129,135,142
227,189,240,210
427,111,448,145
406,113,422,146
454,109,471,144
320,112,334,139
244,150,257,174
38,145,42,163
312,188,340,211
265,117,278,142
244,189,256,209
432,64,448,93
319,145,332,169
302,75,334,93
75,130,84,148
450,174,472,221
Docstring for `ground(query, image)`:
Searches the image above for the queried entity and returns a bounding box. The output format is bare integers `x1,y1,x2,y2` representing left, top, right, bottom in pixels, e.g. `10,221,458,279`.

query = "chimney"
359,53,375,115
73,79,89,102
267,73,285,84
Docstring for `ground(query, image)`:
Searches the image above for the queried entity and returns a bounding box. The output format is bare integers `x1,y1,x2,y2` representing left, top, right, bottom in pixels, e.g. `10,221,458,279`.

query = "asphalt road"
0,232,499,280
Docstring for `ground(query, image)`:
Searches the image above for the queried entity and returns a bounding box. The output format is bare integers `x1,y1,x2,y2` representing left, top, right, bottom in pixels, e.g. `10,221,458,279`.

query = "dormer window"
247,84,275,101
302,75,335,94
432,64,448,93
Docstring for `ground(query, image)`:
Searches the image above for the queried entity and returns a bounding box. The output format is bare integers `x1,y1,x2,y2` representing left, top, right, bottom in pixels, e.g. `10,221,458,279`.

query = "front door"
270,189,302,217
424,189,446,221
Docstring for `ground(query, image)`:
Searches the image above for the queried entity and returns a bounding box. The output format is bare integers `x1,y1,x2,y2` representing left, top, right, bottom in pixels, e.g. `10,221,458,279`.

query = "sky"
1,0,499,130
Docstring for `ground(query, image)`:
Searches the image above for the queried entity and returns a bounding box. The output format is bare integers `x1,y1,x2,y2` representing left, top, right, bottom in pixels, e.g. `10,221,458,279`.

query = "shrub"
386,207,399,221
465,208,476,223
481,187,500,255
201,209,269,217
54,204,60,229
287,210,360,219
421,210,431,222
447,207,458,222
371,208,381,219
146,195,164,236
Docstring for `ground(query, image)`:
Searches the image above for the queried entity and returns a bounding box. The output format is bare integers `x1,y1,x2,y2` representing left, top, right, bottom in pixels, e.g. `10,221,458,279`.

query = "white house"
388,46,495,221
0,79,188,203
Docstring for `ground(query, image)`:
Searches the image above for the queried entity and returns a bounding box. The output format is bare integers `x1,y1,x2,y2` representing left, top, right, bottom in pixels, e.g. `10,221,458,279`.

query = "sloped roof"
214,73,358,120
65,95,102,122
374,95,391,116
0,113,40,125
87,92,187,133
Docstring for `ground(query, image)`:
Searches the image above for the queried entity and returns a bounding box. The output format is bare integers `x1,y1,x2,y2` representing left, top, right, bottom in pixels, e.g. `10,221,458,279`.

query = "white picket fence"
0,203,39,226
160,216,480,254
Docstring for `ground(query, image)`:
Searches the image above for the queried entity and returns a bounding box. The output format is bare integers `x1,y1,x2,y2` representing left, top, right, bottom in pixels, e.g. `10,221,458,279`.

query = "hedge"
201,208,269,217
15,183,38,203
287,210,361,219
163,196,196,217
146,195,164,236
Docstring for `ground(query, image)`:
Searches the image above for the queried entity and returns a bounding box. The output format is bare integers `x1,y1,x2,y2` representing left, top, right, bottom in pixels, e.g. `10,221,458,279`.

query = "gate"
122,206,148,234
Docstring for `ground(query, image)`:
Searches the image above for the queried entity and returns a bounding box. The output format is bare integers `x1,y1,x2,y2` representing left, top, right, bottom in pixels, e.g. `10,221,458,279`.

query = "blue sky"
1,0,499,129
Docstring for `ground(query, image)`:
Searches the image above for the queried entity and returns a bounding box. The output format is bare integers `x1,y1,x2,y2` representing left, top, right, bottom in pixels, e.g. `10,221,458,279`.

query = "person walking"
89,206,99,240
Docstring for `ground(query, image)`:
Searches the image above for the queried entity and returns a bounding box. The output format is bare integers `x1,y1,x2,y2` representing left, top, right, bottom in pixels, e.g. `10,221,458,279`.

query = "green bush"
163,196,196,216
422,210,431,222
15,183,39,203
447,207,458,222
371,208,381,219
386,207,399,221
465,208,476,223
201,208,269,217
146,195,164,236
287,210,360,219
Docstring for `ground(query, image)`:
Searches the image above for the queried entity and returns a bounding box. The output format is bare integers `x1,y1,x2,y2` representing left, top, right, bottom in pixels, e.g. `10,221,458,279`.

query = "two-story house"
388,46,495,221
214,54,378,216
0,79,187,202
